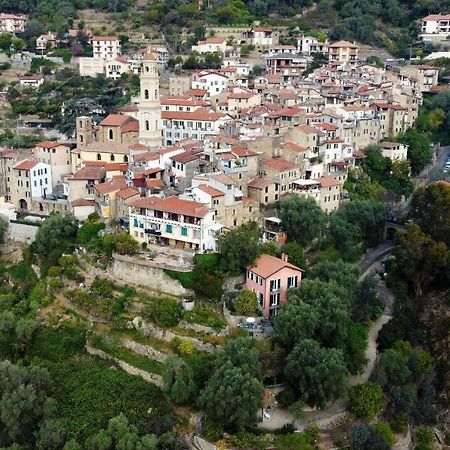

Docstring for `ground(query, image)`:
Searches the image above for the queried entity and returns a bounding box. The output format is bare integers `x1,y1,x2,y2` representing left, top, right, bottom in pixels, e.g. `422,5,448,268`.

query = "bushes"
182,304,226,329
348,382,384,419
148,297,182,328
235,289,258,315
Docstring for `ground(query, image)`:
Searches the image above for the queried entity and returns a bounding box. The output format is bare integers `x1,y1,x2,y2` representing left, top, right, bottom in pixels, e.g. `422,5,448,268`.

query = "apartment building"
192,71,229,97
129,195,221,251
92,36,121,60
33,141,71,188
328,40,359,63
161,108,233,146
297,35,328,55
421,13,450,39
10,160,52,211
0,13,26,33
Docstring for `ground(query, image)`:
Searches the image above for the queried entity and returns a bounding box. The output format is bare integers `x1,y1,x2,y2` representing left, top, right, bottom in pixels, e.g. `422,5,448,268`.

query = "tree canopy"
279,196,327,247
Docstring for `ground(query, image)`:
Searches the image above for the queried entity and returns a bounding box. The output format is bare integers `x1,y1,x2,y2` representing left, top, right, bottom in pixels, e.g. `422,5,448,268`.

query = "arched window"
80,135,84,143
108,129,114,140
97,153,101,161
110,154,115,162
145,65,149,73
124,155,128,163
144,89,149,99
145,120,149,131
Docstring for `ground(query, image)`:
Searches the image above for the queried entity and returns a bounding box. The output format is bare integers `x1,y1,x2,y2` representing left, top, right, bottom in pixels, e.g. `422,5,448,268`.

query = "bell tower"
138,50,163,147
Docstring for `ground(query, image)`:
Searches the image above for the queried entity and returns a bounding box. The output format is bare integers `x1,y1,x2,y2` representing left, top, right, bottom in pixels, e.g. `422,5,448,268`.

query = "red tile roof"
70,166,104,180
171,152,200,164
316,176,341,188
36,140,69,149
117,187,140,199
13,159,39,170
263,158,296,171
196,185,224,197
71,198,96,207
130,195,211,218
248,253,303,278
248,177,273,189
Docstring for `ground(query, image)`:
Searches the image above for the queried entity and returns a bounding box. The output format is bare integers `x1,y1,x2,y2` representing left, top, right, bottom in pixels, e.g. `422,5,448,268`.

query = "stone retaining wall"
132,317,216,353
110,254,193,297
86,344,163,387
121,338,169,363
179,320,229,336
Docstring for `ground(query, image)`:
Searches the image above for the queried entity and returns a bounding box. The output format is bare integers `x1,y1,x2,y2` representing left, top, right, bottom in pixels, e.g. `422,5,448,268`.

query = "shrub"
48,266,62,277
374,422,395,445
389,413,409,433
235,290,258,315
177,340,195,356
415,427,435,447
150,297,182,328
348,382,384,419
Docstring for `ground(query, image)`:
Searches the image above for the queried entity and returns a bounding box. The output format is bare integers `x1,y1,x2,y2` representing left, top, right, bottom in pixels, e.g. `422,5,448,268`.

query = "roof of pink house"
248,253,303,278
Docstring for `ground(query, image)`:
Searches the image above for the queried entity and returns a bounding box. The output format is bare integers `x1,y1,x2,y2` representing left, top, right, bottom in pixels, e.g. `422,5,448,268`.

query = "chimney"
281,252,288,262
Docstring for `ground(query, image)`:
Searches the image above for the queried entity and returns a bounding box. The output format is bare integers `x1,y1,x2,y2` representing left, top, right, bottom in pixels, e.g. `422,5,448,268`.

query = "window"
287,276,298,288
258,292,264,307
181,227,188,237
144,89,149,99
110,154,115,162
108,129,114,140
97,153,101,161
270,279,280,291
145,120,149,131
270,292,280,306
166,224,173,233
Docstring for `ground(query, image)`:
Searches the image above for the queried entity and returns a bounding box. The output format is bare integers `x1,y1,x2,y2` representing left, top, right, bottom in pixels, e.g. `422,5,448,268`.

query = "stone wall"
132,317,216,353
121,338,169,363
110,254,192,297
86,344,163,387
6,219,39,243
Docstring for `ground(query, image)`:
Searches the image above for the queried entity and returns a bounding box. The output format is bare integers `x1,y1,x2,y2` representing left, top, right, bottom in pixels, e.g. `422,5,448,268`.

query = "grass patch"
91,334,164,375
172,326,224,346
117,329,173,353
183,304,226,329
164,269,194,288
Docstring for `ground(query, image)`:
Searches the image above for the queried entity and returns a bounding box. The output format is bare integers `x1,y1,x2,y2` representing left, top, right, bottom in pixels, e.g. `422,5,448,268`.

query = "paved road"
428,145,450,182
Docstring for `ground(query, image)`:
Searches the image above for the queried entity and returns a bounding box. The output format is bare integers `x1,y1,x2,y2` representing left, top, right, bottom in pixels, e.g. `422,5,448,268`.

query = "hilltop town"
0,3,449,450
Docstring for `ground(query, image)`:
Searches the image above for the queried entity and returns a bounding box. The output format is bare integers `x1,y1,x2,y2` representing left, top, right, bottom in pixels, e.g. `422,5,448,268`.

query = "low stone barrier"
121,338,169,363
131,317,216,353
86,344,163,387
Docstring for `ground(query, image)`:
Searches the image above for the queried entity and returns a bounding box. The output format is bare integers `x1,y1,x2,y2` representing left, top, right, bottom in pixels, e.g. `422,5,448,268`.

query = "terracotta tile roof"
134,151,160,162
329,40,359,48
130,195,211,218
36,140,69,149
13,159,39,170
317,122,339,131
196,185,224,197
71,198,96,207
248,177,273,189
210,173,237,186
117,187,139,199
263,158,297,171
70,166,104,180
121,120,139,133
145,179,165,189
92,35,119,41
185,89,207,97
296,124,320,134
316,176,341,188
283,142,307,153
248,253,303,278
171,152,200,164
231,146,257,157
94,177,127,195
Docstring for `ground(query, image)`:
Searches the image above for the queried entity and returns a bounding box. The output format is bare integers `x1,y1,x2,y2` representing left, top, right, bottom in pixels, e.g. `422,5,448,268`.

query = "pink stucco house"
245,253,303,317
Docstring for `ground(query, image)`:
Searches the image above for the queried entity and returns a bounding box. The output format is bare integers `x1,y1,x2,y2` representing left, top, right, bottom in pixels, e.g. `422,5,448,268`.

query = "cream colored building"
192,37,227,54
328,40,359,63
33,141,71,188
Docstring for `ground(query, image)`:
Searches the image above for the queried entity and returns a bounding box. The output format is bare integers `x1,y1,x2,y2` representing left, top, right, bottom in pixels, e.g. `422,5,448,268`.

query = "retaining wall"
110,254,192,296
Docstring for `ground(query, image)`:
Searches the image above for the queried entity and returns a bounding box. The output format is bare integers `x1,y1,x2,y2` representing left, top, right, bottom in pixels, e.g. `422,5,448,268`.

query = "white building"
245,26,276,47
36,33,57,52
380,142,408,161
192,70,229,97
79,57,105,77
421,13,450,38
297,35,328,55
161,108,232,146
19,75,45,88
0,13,26,33
106,56,139,80
192,37,227,54
137,50,163,147
92,36,121,60
129,195,221,251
